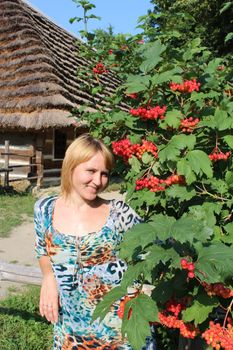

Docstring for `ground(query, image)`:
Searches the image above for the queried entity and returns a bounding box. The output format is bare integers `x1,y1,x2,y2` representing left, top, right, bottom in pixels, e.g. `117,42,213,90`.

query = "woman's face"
71,152,109,202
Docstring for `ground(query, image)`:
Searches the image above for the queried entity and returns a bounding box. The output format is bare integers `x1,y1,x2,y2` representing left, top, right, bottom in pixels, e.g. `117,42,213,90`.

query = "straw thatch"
0,0,123,130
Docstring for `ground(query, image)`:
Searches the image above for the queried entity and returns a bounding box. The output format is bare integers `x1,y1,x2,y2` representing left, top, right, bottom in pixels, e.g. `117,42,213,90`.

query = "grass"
0,193,36,237
0,286,53,350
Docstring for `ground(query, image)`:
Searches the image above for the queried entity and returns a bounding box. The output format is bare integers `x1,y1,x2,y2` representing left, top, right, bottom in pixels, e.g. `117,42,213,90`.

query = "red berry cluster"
136,176,165,192
209,148,231,162
179,117,200,133
202,321,233,350
130,105,167,121
165,299,187,317
112,139,136,162
158,312,198,339
93,62,108,75
112,139,158,163
181,259,196,279
135,140,158,159
170,79,200,93
136,174,185,192
202,282,233,299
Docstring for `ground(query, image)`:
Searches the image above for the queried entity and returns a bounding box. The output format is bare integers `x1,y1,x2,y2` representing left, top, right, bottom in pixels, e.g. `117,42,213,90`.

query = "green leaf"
223,135,233,149
166,185,196,202
225,171,233,186
69,16,82,24
196,243,233,283
224,222,233,236
149,214,176,241
189,203,221,228
209,179,228,195
172,134,196,150
220,2,232,14
152,162,160,175
92,286,127,322
139,40,166,73
225,32,233,43
186,150,213,178
172,216,203,244
159,144,181,162
159,135,196,162
119,223,157,260
223,223,233,244
146,245,181,268
141,152,154,164
151,67,183,85
205,58,222,74
122,294,158,350
177,159,196,185
163,110,181,128
124,75,151,93
129,156,141,173
182,293,218,326
214,108,232,131
121,262,147,288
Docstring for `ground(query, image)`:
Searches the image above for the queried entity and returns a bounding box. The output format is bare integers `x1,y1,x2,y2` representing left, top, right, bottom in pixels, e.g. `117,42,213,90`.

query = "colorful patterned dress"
34,196,156,350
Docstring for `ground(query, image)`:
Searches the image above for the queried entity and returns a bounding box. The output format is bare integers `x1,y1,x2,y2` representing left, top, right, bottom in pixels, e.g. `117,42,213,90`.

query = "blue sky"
26,0,152,37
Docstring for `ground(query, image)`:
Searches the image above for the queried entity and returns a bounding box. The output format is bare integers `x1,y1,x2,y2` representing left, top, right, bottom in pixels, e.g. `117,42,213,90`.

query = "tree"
147,0,233,55
70,2,233,349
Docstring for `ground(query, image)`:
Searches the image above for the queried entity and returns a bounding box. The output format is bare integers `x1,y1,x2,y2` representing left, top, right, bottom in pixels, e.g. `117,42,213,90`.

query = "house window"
53,130,67,159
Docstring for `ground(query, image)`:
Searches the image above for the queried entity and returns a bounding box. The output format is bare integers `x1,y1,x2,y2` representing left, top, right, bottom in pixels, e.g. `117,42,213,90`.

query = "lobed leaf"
186,150,213,178
122,294,158,350
182,293,218,326
196,243,233,283
92,286,127,322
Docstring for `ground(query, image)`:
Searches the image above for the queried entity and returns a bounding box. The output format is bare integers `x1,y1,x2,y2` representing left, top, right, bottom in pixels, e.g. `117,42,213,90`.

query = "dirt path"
0,191,124,299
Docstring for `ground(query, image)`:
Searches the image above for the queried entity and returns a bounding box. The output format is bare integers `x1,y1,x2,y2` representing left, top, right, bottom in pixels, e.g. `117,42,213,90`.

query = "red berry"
187,263,195,272
188,272,195,279
181,259,188,269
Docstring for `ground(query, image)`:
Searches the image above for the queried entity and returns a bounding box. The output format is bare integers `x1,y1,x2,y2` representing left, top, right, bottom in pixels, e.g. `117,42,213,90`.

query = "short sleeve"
34,199,48,259
114,200,142,234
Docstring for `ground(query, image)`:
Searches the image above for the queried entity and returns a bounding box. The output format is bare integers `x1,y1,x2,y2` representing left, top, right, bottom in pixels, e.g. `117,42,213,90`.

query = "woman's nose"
93,173,102,186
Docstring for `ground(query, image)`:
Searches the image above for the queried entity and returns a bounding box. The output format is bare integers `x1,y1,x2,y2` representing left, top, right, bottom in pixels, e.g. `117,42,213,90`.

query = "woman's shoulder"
111,199,142,229
112,199,136,213
34,195,57,213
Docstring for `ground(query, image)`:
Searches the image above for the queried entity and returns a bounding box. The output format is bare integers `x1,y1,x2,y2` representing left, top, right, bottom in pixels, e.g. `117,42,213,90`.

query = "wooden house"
0,0,122,186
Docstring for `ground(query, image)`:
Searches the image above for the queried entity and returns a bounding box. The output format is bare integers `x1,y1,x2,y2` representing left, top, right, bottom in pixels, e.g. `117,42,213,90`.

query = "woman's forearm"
38,255,59,323
39,255,54,276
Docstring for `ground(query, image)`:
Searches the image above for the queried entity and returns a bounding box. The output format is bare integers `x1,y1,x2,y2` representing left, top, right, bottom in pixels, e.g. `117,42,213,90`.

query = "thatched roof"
0,0,123,130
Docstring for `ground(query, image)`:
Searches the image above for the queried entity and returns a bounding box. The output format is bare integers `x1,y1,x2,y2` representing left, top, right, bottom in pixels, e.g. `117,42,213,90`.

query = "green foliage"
148,0,233,56
0,286,52,350
70,1,233,348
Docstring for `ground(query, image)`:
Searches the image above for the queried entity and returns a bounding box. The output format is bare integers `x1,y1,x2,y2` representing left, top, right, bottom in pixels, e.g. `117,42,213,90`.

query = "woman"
34,134,156,349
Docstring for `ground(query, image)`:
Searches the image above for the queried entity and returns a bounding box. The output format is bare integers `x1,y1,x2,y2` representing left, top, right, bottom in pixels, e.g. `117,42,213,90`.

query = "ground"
0,190,124,299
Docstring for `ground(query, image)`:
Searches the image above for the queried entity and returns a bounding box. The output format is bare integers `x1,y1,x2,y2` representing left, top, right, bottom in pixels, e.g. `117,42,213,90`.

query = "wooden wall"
0,126,87,187
0,131,35,180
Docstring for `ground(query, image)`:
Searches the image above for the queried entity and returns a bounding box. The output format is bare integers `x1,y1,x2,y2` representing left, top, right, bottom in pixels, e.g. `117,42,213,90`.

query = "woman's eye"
87,169,94,173
102,173,109,178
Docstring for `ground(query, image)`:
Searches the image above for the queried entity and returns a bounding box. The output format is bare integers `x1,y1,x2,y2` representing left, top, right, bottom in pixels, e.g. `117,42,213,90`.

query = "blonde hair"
61,134,114,196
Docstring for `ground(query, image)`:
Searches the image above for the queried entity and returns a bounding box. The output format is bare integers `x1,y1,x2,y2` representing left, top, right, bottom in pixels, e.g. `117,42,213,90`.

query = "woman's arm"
39,256,59,324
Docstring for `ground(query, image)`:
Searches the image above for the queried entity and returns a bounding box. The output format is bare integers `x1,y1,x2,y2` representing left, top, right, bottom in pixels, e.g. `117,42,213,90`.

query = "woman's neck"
60,192,101,210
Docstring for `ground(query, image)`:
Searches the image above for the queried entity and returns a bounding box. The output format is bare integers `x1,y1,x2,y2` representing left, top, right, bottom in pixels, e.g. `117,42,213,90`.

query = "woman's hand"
39,272,59,324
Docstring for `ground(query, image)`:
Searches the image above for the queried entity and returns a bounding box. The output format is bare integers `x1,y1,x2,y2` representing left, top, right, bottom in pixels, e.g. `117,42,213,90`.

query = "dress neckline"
50,196,114,240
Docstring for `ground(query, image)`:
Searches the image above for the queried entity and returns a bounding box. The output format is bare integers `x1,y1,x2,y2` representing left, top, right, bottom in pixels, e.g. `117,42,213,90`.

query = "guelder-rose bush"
76,32,233,350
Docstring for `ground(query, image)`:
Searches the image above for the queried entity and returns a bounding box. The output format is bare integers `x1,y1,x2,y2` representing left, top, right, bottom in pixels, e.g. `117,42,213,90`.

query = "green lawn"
0,286,53,350
0,193,36,238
